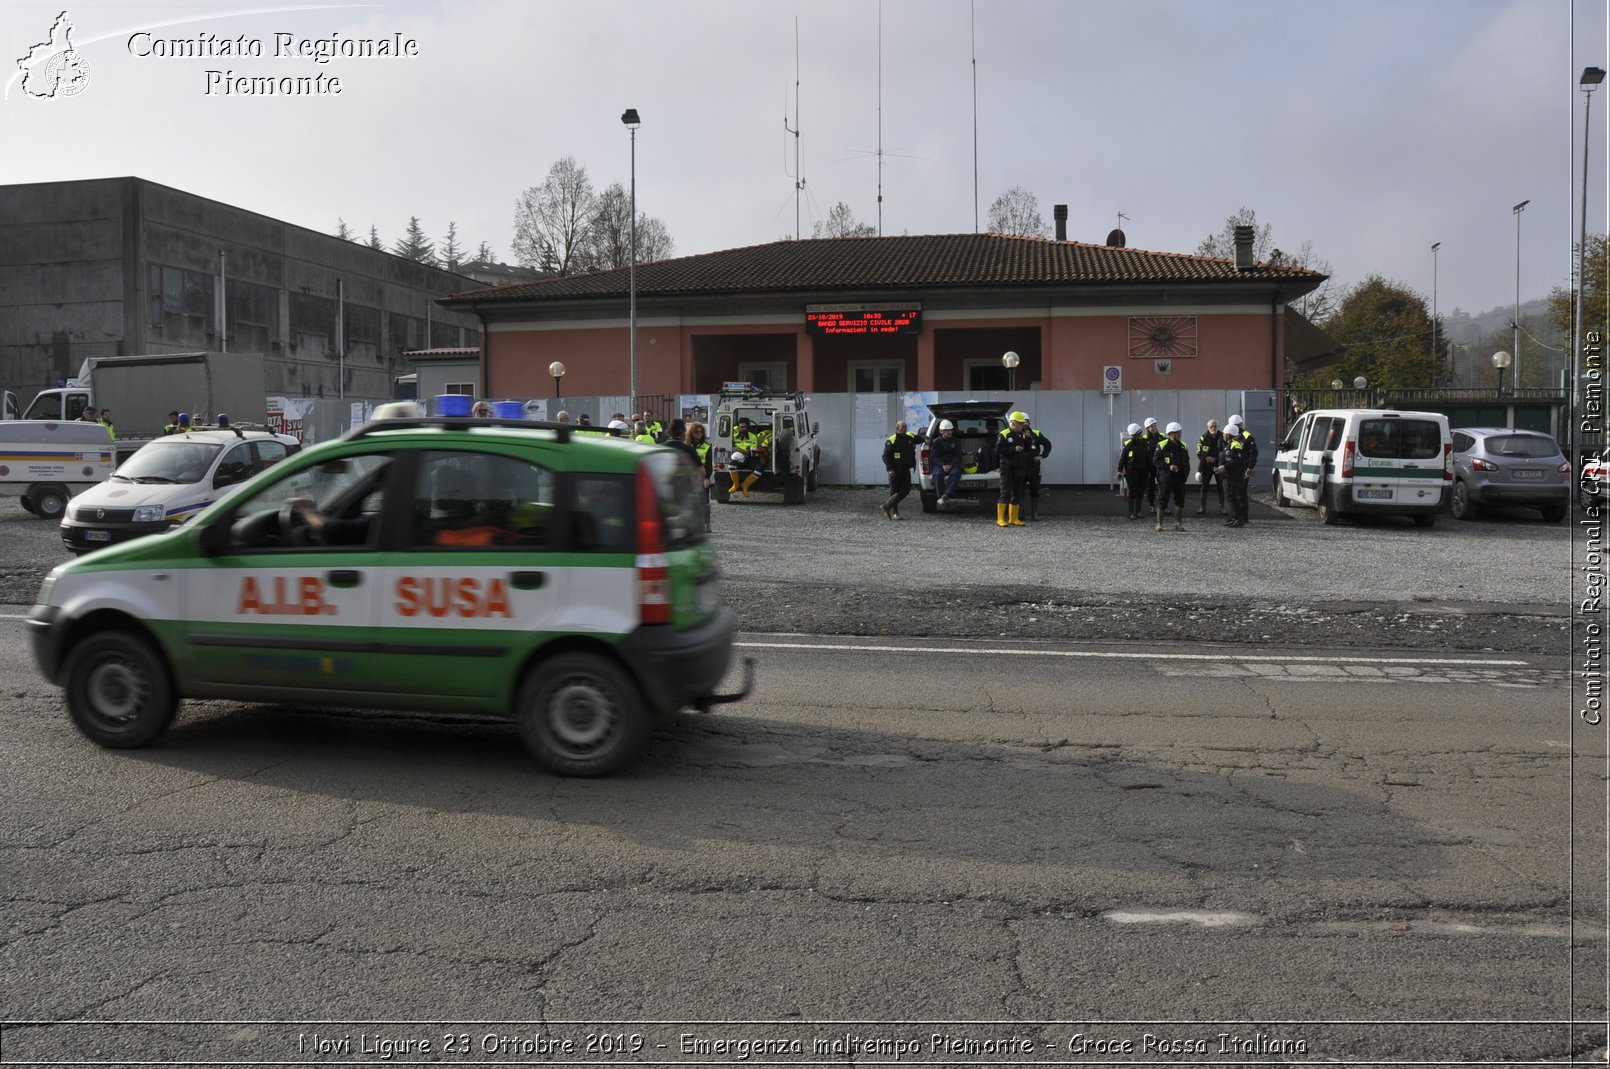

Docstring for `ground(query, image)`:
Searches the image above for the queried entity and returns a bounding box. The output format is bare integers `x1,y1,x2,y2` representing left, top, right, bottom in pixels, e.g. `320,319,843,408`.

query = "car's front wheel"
1450,480,1478,521
516,651,648,777
63,631,178,748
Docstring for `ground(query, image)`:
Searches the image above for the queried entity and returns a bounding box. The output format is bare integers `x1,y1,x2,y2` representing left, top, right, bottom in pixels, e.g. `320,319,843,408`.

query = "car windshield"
1485,434,1559,459
114,440,222,483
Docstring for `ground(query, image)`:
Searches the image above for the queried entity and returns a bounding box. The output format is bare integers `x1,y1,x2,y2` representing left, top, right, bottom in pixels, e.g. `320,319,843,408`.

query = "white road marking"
737,639,1529,668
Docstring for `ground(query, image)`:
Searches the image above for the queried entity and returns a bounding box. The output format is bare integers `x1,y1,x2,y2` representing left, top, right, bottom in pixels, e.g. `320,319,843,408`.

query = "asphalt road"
1,612,1602,1064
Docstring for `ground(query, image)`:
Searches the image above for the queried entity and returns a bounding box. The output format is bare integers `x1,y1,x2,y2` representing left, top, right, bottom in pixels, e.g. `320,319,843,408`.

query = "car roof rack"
342,416,574,443
718,386,806,401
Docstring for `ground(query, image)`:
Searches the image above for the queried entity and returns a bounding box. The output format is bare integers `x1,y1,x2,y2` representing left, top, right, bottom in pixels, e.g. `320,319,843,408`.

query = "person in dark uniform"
1227,416,1258,527
929,420,963,505
880,419,919,520
996,411,1034,527
1136,417,1163,512
1153,422,1192,532
1218,417,1251,527
1196,418,1226,516
1116,423,1143,520
1023,416,1053,521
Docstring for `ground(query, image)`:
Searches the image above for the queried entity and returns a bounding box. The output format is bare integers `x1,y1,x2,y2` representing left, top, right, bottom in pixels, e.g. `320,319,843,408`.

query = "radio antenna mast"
877,0,884,236
971,0,978,233
783,17,804,240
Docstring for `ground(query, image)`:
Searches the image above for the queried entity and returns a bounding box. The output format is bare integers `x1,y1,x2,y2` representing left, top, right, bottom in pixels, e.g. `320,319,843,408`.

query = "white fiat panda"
1271,408,1452,527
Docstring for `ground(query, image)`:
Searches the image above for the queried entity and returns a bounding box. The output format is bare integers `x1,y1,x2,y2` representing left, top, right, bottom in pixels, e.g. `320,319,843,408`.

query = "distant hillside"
1441,297,1568,389
1442,298,1555,346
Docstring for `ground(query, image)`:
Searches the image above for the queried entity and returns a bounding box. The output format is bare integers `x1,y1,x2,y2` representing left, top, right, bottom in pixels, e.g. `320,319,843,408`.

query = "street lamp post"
1512,200,1528,388
1002,350,1020,393
549,360,566,398
1492,350,1512,394
1576,68,1605,435
1430,242,1441,380
621,108,641,412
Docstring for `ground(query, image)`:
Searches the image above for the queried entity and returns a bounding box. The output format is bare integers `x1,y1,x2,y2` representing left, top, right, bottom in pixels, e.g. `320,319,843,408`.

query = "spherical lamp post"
1002,350,1020,393
1491,350,1512,394
549,360,566,398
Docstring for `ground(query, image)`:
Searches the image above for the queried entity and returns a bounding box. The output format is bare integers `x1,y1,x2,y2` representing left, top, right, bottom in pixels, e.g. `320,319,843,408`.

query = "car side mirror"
192,519,228,557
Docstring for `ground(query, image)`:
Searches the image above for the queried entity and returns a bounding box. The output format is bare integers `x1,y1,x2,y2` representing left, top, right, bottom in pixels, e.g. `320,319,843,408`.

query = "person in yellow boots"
729,418,762,496
996,411,1034,526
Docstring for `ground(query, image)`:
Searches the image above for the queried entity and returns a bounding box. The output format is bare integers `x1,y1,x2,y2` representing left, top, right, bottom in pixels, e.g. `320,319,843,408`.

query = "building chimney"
1053,204,1067,242
1233,225,1255,270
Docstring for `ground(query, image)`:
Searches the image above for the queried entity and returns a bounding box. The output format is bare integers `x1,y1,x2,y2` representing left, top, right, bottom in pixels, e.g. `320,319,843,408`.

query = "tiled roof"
441,233,1325,306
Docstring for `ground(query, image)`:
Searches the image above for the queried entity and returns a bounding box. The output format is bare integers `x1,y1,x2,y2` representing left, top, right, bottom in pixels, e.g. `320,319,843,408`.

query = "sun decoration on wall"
1128,315,1199,359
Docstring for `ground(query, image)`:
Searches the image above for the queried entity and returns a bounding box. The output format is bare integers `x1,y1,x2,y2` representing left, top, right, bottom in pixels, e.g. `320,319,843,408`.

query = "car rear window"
640,452,708,549
1484,434,1560,459
1357,419,1443,460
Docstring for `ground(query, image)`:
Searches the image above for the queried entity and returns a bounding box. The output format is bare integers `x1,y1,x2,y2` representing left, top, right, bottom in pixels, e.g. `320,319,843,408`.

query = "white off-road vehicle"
710,386,821,505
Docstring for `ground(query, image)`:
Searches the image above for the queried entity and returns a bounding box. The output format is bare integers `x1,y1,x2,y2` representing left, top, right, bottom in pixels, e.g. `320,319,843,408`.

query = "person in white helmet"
1137,417,1163,513
1218,416,1257,527
929,419,963,504
1152,422,1192,532
1116,422,1147,521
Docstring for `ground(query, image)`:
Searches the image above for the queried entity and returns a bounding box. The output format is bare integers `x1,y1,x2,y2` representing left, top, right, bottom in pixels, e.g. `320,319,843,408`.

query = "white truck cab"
1272,408,1452,527
60,427,300,553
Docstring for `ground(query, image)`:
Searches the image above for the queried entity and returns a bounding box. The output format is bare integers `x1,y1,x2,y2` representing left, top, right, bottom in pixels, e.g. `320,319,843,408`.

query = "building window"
225,278,276,335
849,362,903,393
738,362,786,391
345,303,380,345
290,292,336,345
147,263,215,328
388,313,425,352
964,360,1010,392
430,320,460,349
444,382,474,395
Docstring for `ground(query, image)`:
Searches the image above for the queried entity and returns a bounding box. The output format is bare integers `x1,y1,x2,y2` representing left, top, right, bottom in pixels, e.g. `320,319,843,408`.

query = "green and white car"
29,416,751,776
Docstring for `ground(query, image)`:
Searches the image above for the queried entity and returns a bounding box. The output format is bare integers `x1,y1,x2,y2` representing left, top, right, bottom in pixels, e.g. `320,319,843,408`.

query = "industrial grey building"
0,176,485,407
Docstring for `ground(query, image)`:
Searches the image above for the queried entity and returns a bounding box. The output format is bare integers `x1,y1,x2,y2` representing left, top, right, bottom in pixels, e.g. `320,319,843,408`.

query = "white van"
0,420,115,519
60,427,300,553
1271,408,1451,527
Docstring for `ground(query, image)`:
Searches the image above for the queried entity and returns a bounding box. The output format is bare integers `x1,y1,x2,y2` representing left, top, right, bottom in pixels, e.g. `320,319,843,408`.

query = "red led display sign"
804,303,922,336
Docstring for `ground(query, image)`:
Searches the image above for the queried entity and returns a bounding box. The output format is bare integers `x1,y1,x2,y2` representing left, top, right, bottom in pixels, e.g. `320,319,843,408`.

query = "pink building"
439,230,1327,402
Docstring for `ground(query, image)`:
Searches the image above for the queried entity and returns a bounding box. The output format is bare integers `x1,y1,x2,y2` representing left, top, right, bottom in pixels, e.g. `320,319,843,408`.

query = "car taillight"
918,444,931,476
1444,442,1454,480
1341,440,1355,479
1471,456,1498,472
635,464,670,625
1558,460,1573,474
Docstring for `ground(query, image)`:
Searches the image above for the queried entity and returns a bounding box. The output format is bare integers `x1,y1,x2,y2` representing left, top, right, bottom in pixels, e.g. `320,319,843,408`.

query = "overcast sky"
4,0,1606,320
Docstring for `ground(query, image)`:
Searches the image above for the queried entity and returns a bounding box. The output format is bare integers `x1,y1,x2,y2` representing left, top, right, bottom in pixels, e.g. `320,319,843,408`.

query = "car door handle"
326,570,362,588
510,571,546,590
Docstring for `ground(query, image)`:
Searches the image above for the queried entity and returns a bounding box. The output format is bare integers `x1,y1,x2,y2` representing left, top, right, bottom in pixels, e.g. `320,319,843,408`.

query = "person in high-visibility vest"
1153,422,1191,532
730,418,761,496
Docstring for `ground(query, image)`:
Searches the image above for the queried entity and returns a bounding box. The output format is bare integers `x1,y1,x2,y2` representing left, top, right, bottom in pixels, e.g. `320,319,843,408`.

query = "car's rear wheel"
1450,480,1478,521
1540,503,1567,523
1317,491,1339,526
920,489,938,513
782,473,806,504
806,461,818,491
30,484,68,520
516,651,648,777
64,631,178,748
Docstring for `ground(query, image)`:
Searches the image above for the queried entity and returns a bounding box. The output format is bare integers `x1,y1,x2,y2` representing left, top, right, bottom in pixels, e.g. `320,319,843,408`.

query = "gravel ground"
0,484,1579,655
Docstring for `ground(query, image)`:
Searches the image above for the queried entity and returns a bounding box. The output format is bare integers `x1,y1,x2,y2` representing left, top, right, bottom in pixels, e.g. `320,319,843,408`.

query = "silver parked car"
1449,427,1571,522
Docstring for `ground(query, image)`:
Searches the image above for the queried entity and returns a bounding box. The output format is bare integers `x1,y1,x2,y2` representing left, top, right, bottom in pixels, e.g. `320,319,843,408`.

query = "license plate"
1511,469,1545,480
1356,489,1393,500
84,530,110,542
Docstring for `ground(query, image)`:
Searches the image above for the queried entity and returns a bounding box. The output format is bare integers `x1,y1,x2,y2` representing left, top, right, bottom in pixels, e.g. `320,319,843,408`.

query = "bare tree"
584,183,677,269
813,201,876,238
512,156,596,275
1195,206,1273,260
986,186,1046,237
